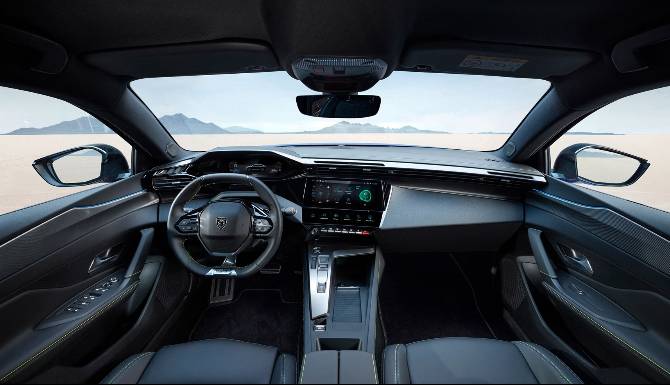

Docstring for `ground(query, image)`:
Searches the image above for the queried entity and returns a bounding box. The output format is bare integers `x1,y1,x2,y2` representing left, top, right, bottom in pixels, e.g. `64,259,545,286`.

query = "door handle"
557,244,594,275
88,244,123,273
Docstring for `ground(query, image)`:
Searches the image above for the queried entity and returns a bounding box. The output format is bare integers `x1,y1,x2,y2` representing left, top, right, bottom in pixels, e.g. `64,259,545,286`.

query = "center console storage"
304,241,383,354
300,351,378,384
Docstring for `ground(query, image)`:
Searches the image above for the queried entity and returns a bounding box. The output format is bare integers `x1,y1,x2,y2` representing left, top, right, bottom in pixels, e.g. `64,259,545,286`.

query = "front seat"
102,339,296,384
383,338,581,384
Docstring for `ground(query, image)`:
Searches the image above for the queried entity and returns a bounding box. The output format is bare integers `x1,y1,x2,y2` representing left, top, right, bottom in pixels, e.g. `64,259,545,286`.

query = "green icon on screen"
359,189,372,203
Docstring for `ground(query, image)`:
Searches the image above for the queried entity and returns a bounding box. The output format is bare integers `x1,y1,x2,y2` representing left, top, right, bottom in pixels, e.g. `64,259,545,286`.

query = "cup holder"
317,338,361,351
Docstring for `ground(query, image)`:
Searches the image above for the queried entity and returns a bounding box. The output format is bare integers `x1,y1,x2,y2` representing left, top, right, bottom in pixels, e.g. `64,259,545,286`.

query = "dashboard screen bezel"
303,178,385,211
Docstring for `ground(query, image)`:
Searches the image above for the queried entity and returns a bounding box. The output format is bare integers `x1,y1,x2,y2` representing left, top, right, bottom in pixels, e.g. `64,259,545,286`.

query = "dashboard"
151,145,545,246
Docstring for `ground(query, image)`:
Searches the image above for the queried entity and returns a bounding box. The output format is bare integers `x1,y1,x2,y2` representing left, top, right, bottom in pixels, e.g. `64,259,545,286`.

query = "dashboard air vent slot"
487,171,534,180
313,160,386,167
152,165,195,190
308,164,541,187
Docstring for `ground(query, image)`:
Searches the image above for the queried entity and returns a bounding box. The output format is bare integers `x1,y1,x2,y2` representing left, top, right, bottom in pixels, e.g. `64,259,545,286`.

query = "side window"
0,86,132,215
550,87,669,212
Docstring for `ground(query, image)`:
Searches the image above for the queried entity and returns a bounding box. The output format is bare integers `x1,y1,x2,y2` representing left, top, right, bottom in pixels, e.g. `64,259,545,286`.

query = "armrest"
300,351,378,384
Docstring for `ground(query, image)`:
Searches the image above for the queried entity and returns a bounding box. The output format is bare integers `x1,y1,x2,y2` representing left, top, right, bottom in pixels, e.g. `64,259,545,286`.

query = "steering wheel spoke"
252,217,274,238
250,202,274,238
175,214,200,235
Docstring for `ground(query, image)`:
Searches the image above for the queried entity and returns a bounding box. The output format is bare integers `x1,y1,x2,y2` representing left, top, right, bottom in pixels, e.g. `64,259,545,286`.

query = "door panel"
523,177,670,383
0,174,163,383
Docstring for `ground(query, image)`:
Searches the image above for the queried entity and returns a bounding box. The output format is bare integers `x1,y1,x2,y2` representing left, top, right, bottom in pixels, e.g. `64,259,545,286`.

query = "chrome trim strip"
379,185,394,228
309,251,332,319
394,185,511,201
206,268,237,277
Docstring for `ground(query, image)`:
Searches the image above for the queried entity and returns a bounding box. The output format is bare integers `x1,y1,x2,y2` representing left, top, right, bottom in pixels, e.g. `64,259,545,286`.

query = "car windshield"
131,72,549,151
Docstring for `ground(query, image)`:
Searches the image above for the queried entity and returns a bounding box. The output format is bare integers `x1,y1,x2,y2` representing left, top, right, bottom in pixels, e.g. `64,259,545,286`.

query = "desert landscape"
1,133,668,215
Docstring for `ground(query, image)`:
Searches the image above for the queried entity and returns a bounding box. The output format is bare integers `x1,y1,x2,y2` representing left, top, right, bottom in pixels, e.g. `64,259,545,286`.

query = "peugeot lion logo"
216,217,228,230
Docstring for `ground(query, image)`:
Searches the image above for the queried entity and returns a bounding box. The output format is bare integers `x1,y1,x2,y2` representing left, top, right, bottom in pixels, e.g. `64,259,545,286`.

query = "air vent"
152,165,195,190
487,171,534,180
307,163,542,187
313,160,386,167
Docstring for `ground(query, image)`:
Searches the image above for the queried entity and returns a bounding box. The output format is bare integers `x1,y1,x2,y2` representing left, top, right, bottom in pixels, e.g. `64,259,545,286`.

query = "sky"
1,71,668,134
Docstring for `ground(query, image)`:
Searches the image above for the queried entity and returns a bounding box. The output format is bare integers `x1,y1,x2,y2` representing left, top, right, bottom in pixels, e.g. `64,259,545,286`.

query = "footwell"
190,290,300,355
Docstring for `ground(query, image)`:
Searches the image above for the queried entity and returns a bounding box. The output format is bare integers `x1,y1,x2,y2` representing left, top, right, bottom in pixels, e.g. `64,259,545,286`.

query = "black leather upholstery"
383,338,581,384
102,339,296,384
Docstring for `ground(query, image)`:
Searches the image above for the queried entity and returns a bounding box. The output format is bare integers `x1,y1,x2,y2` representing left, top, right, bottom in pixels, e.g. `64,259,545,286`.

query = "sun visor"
400,41,596,79
0,24,68,75
85,41,280,79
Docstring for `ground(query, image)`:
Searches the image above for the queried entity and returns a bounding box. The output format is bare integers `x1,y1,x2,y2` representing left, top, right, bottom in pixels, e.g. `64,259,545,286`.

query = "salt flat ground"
1,133,668,215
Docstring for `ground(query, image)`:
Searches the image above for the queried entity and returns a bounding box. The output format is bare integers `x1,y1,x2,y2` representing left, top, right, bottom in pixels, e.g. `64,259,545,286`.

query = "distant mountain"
159,113,262,134
3,113,262,135
7,116,114,135
159,113,226,135
221,125,263,134
307,121,443,134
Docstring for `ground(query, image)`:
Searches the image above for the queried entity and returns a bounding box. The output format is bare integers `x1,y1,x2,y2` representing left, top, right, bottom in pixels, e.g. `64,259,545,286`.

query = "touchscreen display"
305,179,382,210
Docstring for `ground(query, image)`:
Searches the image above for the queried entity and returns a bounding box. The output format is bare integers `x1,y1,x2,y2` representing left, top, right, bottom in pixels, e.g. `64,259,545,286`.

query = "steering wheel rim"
167,173,284,278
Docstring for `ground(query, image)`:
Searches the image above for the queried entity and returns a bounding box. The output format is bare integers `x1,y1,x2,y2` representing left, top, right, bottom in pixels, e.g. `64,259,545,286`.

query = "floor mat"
190,290,300,355
379,253,514,345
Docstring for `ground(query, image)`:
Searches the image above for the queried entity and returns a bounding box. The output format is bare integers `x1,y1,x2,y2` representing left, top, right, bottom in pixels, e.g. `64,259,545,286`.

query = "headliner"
1,0,669,80
0,1,665,55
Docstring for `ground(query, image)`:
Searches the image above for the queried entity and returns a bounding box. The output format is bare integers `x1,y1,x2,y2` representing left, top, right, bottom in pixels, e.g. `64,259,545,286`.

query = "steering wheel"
166,173,284,278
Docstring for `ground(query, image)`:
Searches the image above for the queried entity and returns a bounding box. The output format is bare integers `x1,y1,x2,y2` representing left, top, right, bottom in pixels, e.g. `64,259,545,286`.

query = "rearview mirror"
33,144,130,187
296,95,381,118
552,143,650,187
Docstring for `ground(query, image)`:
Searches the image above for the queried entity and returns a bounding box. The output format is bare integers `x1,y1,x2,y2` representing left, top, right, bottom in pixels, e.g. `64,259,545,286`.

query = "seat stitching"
382,347,387,384
394,344,400,384
371,352,379,384
519,342,580,381
299,353,306,384
516,342,572,384
545,284,670,378
406,336,494,346
281,354,286,384
0,283,139,383
107,352,154,384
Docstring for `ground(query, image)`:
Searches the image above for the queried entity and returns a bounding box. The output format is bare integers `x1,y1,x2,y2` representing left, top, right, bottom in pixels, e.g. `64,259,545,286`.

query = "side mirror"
552,143,650,187
33,144,130,187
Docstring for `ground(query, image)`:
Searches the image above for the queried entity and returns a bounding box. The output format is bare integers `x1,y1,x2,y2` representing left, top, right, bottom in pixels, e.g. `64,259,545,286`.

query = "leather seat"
102,339,296,384
383,338,581,384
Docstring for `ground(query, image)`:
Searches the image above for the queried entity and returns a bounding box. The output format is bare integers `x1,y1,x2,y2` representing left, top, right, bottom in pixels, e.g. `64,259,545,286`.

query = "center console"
301,178,387,383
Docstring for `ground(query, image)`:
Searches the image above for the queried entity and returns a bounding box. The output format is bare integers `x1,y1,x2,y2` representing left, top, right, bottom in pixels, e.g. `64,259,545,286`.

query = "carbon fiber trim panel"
0,192,158,282
528,190,670,277
501,257,526,311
